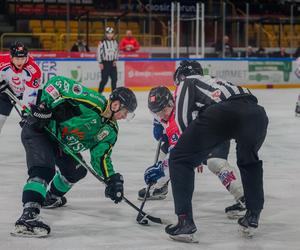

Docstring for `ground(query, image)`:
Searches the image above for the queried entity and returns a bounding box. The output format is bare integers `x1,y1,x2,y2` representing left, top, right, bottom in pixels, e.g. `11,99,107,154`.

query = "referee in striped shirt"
97,27,119,93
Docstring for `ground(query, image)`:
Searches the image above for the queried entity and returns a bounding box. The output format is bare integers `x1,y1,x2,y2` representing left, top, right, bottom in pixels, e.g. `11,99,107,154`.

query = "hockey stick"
136,138,162,225
4,88,167,225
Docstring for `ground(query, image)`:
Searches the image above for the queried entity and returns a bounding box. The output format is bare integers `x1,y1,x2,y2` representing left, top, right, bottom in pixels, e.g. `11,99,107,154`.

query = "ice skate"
11,207,50,238
238,210,260,238
225,196,246,219
165,214,198,243
138,181,169,200
295,99,300,117
43,192,67,209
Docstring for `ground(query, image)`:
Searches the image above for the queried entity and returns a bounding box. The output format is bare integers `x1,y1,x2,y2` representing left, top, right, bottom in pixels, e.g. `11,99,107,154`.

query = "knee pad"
63,165,87,183
207,158,244,201
0,114,8,134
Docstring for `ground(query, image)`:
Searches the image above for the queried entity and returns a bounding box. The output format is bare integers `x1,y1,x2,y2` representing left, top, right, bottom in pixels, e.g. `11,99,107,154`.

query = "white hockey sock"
207,158,244,201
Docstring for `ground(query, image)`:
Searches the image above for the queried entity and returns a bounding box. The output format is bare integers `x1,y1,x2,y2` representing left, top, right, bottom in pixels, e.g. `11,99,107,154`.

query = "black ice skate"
238,210,260,238
11,207,50,238
138,181,169,200
295,101,300,117
225,196,246,219
165,214,198,243
43,192,67,209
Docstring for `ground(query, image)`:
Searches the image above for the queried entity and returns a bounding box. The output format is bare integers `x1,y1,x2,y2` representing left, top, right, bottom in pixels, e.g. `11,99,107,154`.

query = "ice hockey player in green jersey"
11,76,137,237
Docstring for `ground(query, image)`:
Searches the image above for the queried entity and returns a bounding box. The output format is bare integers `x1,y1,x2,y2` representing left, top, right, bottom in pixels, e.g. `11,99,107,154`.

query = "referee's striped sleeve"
175,82,188,133
96,42,103,63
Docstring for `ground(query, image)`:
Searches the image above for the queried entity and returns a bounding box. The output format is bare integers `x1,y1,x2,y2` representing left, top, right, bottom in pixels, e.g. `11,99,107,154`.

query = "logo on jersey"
45,84,60,99
12,76,21,85
97,130,109,141
32,78,40,88
72,84,83,95
61,127,85,140
218,170,236,188
171,133,179,143
29,91,37,97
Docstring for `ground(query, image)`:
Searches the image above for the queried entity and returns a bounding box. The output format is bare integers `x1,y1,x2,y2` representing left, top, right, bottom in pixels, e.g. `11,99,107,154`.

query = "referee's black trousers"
169,96,269,219
98,61,117,93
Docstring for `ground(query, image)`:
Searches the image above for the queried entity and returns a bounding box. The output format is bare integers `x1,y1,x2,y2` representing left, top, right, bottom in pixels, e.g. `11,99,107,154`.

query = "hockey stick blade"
123,197,168,225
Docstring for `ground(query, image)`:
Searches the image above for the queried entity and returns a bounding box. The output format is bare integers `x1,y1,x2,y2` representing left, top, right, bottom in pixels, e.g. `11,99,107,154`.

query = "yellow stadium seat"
128,22,139,29
32,26,42,33
55,20,66,28
92,21,104,32
29,20,41,29
42,20,54,28
70,21,78,28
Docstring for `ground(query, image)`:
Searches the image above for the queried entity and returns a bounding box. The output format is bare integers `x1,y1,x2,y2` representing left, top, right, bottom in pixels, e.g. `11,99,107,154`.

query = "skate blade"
169,234,199,243
238,225,256,238
42,204,66,209
226,210,246,220
137,195,167,201
11,225,49,238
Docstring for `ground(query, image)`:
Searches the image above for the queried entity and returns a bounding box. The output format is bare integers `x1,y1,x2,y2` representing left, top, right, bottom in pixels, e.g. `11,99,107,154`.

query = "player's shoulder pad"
24,56,42,77
0,54,11,68
24,56,42,88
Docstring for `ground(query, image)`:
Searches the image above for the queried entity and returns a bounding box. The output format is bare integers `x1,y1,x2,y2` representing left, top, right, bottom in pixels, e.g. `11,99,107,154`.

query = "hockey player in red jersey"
0,41,41,134
140,86,245,219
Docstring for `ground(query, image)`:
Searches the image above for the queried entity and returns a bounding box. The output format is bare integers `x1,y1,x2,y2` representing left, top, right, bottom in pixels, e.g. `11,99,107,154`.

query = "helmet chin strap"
109,101,122,119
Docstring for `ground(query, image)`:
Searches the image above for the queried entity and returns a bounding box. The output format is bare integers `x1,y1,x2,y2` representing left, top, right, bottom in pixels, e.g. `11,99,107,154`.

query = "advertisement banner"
194,61,248,85
0,52,150,59
124,61,176,87
30,58,300,91
247,61,293,84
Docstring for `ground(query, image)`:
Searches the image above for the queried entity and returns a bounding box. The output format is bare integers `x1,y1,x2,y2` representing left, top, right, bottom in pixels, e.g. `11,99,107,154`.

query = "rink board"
34,58,300,91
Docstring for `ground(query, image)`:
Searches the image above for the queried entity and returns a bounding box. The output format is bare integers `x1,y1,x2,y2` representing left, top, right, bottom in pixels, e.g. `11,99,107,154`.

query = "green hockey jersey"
40,76,118,179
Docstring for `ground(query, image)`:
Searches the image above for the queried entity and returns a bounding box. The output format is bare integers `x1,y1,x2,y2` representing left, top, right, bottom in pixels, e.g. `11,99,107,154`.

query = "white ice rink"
0,89,300,250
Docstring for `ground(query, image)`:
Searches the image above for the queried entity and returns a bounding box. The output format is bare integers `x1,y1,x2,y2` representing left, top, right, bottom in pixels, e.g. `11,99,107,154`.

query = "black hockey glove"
0,80,9,93
105,173,124,204
25,104,52,130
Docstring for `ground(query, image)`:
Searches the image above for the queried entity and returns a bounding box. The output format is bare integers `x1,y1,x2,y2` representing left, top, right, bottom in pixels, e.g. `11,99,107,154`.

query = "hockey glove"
105,173,124,204
0,80,9,93
153,119,164,141
25,104,52,130
144,161,166,185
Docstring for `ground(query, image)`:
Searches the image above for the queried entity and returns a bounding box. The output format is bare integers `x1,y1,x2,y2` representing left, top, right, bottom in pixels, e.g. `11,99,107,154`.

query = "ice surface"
0,89,300,250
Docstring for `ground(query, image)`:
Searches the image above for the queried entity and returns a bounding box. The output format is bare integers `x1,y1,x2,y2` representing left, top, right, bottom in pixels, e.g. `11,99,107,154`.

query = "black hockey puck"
138,218,149,225
136,214,149,225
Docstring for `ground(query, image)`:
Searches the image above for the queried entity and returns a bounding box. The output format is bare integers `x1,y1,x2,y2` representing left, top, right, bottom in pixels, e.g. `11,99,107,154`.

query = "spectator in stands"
256,47,267,58
215,35,234,58
271,47,290,58
71,36,90,52
119,30,140,52
241,46,257,57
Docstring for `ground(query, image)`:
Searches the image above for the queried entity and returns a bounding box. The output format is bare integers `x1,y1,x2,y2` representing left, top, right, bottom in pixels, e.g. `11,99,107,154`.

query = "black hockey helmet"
173,60,203,85
10,41,28,57
109,87,137,113
148,86,174,113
